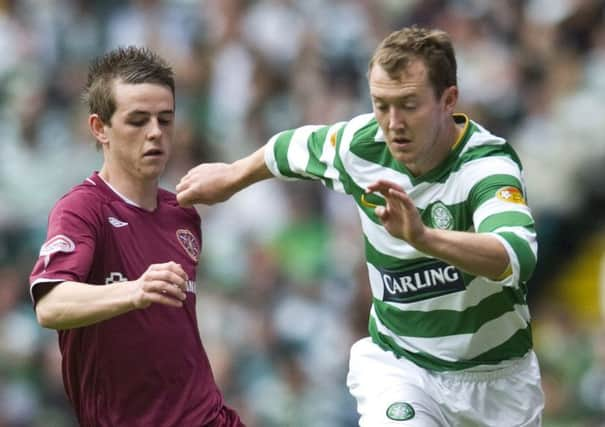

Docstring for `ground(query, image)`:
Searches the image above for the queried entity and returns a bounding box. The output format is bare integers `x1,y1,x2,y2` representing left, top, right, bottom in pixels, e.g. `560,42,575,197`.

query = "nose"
388,107,405,131
147,117,162,140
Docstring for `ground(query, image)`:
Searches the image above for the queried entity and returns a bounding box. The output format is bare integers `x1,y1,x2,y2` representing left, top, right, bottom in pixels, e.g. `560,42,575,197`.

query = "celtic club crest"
386,402,415,421
430,202,454,230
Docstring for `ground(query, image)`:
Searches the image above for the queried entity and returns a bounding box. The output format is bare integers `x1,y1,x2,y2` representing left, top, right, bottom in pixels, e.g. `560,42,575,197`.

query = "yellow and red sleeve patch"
496,186,526,205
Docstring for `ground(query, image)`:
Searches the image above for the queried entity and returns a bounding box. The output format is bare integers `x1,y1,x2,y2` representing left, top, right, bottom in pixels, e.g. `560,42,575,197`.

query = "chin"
392,153,414,166
140,167,165,181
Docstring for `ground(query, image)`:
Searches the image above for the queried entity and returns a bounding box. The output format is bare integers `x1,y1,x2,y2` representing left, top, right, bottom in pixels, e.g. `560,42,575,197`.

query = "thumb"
176,190,194,207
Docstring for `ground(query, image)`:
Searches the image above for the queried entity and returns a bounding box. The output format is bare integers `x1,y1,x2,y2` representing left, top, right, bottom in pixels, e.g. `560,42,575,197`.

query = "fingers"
148,261,188,282
175,179,186,194
142,280,187,305
366,180,413,210
138,262,189,307
366,179,405,196
375,205,388,220
176,165,202,206
176,173,196,206
176,189,195,207
386,187,414,209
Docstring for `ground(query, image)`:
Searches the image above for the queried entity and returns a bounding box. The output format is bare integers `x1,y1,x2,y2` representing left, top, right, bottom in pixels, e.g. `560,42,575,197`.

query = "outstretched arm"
35,262,189,330
176,145,273,206
367,179,510,280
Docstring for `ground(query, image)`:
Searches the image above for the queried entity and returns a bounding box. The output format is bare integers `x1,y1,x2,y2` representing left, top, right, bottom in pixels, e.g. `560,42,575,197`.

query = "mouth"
391,137,412,145
143,148,164,158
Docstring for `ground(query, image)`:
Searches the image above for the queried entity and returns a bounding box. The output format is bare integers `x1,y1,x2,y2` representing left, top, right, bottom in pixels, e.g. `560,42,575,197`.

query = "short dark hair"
83,46,175,125
369,26,457,98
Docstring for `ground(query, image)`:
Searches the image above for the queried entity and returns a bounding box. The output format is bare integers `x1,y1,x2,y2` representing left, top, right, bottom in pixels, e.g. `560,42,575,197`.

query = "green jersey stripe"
371,304,529,360
288,125,325,179
345,150,523,210
369,313,532,371
496,231,537,282
305,126,330,181
469,174,524,211
478,211,534,233
273,130,298,178
318,122,347,193
474,198,533,231
372,289,527,337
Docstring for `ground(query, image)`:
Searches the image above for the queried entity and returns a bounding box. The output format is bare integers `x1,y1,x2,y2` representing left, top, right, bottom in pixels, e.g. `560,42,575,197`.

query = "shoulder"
458,121,523,172
51,178,107,218
343,113,379,143
158,188,200,223
336,113,381,159
44,178,109,235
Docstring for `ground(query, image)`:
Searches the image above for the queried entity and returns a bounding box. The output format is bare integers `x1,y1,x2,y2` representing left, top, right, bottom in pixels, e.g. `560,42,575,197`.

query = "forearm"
414,229,510,280
35,281,136,330
230,145,274,191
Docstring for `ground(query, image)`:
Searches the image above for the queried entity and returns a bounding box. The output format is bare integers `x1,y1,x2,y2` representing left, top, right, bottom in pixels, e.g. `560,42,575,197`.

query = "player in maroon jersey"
29,46,245,427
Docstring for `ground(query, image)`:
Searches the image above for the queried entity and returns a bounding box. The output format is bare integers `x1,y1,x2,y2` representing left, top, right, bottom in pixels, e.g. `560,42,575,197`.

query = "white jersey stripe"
474,198,533,229
319,122,347,193
358,205,426,260
287,125,324,179
371,304,529,360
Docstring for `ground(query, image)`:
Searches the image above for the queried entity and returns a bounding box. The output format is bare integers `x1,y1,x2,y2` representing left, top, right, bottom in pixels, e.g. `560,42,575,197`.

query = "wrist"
124,281,142,310
412,227,436,253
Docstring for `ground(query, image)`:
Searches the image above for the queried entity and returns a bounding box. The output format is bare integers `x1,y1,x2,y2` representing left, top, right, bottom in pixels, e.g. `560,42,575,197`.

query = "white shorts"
346,337,544,427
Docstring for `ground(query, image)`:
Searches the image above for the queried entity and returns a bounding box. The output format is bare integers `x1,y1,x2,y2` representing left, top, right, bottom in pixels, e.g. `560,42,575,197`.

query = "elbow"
35,300,60,329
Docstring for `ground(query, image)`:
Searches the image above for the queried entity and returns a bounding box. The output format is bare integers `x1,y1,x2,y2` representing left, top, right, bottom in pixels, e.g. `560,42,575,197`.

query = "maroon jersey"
30,173,232,427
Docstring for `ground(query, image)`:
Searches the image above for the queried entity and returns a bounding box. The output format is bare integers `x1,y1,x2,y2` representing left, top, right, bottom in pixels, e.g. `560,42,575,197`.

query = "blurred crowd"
1,0,604,425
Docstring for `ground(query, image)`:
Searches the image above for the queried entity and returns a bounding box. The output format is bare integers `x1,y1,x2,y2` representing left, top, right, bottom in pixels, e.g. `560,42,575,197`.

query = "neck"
99,166,159,211
408,118,462,177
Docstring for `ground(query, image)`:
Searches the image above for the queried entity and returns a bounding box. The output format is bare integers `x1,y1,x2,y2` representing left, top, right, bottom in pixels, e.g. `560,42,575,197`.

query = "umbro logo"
108,216,128,228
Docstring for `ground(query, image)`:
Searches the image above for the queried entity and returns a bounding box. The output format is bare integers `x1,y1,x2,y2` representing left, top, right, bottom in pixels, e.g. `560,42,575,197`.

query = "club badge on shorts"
386,402,415,421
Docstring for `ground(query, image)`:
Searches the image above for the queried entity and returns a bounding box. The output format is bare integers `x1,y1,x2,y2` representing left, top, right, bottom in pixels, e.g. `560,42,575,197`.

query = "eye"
158,117,173,126
374,102,388,112
127,119,147,127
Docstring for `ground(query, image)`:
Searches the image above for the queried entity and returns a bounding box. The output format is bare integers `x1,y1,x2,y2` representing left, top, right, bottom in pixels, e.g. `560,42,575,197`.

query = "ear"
441,86,458,114
89,114,109,146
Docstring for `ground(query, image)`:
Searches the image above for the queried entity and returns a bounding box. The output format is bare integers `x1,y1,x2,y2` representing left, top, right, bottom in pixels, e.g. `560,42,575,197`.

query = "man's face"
369,59,456,176
102,80,174,181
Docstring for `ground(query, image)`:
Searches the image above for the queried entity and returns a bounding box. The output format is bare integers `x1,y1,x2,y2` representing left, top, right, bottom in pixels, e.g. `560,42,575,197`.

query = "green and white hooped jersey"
264,113,537,372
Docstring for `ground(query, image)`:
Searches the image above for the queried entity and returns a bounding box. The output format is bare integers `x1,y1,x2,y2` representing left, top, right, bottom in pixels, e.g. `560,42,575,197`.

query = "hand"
131,262,188,309
366,179,427,246
176,163,236,206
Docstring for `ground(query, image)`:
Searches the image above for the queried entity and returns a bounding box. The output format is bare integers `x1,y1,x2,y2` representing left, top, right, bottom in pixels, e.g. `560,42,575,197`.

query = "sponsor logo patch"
380,261,465,303
105,272,128,284
40,234,75,268
496,186,525,205
108,216,129,228
386,402,415,421
186,280,197,293
176,229,200,261
430,202,453,230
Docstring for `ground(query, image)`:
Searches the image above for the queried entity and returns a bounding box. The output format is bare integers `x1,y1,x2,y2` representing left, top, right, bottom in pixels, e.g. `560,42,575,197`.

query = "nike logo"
108,217,129,228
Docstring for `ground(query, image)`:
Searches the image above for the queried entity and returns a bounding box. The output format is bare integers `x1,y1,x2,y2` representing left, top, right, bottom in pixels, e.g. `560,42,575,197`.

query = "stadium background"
1,0,604,425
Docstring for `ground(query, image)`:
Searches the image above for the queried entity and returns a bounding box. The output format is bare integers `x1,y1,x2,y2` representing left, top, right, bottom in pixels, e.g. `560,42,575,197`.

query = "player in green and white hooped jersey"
177,26,544,426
